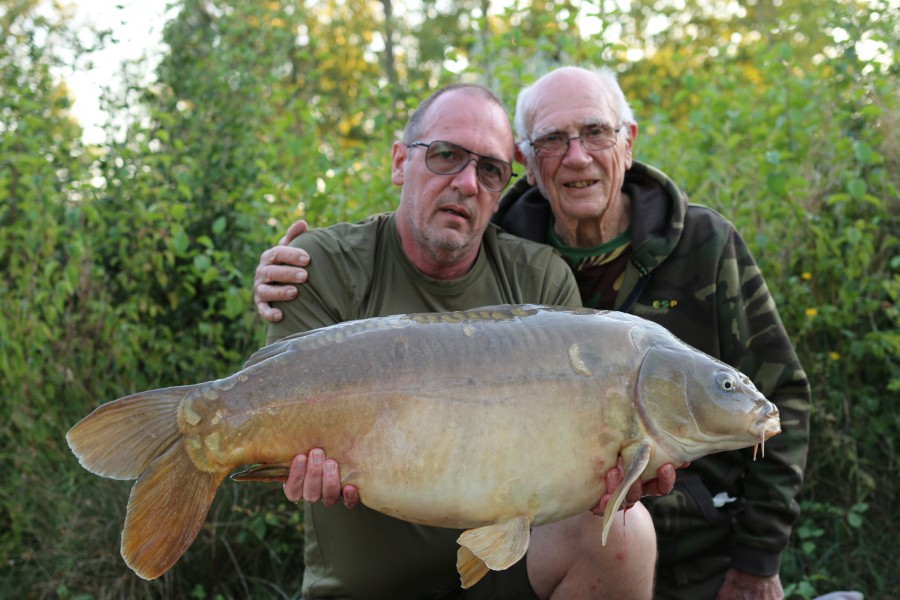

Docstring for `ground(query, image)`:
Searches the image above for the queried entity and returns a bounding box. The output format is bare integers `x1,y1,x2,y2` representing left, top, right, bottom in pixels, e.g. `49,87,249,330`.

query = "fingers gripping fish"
67,305,780,587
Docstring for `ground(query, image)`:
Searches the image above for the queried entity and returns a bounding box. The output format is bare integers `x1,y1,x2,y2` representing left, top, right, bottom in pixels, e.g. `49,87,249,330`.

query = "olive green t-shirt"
264,213,579,599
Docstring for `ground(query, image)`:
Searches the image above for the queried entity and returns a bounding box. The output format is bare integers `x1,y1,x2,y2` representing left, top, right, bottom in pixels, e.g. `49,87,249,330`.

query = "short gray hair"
514,67,636,159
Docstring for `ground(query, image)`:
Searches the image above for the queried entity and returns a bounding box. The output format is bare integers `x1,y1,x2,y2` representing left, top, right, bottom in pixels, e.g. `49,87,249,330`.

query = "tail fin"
122,440,227,579
67,385,227,579
66,386,192,479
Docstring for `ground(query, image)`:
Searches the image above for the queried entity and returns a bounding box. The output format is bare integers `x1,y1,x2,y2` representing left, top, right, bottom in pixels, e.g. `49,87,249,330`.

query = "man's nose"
451,159,480,193
562,138,592,165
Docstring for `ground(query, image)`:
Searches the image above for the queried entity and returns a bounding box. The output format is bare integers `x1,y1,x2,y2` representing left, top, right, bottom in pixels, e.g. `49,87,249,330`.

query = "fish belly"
336,390,619,529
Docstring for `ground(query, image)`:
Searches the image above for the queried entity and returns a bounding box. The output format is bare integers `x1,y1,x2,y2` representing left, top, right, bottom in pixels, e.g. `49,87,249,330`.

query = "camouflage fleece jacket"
493,161,810,579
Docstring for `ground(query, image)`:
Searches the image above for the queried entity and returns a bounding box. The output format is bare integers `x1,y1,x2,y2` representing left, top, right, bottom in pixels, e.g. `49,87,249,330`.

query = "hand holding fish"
594,462,678,516
283,448,360,508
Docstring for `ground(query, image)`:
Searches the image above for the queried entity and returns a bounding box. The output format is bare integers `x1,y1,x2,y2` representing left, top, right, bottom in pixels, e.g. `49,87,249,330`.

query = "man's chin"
425,230,474,254
556,195,610,219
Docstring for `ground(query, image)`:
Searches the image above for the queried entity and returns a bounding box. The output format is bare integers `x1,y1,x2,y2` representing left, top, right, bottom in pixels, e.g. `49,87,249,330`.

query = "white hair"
514,66,636,160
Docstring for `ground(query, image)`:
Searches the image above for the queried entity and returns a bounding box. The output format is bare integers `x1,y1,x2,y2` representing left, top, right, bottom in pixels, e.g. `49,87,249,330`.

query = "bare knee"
528,503,656,600
602,502,657,595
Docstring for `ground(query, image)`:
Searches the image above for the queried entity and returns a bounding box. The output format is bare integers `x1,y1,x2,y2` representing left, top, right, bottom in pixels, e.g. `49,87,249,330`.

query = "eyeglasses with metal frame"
405,140,517,192
527,124,622,158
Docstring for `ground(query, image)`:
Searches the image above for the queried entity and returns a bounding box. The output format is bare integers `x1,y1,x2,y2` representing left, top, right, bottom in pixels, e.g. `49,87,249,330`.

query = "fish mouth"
751,406,781,460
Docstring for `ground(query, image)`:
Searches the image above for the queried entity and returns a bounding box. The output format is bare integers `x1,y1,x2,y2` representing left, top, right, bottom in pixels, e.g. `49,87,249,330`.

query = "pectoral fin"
456,515,531,588
601,442,652,544
230,464,292,483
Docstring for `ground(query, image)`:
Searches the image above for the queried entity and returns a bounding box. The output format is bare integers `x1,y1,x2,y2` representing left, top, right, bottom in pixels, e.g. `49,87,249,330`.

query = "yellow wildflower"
806,308,818,317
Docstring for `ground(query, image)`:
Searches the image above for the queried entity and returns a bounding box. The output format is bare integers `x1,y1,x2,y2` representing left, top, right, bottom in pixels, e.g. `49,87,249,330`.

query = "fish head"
635,341,781,464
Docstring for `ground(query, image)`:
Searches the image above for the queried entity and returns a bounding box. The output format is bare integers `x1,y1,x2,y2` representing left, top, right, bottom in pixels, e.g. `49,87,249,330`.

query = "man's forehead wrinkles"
532,116,613,138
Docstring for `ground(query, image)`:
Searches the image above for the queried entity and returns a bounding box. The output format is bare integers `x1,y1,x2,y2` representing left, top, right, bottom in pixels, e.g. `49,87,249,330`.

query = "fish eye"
715,371,737,391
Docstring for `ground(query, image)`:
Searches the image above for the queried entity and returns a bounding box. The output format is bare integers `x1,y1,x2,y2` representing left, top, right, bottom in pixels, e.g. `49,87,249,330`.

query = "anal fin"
456,515,531,588
456,545,491,590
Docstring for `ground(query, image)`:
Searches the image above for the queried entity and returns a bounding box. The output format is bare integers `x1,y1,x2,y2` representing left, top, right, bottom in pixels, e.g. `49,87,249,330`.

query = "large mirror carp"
68,304,780,587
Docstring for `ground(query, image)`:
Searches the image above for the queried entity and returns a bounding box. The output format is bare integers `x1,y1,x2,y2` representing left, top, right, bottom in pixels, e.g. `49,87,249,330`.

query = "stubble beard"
420,194,481,265
418,223,475,266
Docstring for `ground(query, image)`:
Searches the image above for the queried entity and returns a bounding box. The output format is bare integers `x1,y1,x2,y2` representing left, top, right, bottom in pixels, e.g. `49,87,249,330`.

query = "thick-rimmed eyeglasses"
405,140,517,192
527,124,622,158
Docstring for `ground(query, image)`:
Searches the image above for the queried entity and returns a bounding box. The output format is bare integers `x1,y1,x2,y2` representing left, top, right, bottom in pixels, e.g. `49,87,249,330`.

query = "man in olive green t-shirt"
258,84,661,600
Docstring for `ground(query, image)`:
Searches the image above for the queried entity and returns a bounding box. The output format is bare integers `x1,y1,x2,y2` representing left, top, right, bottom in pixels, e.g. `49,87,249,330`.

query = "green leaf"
826,192,851,205
223,287,245,320
250,516,266,540
847,177,867,199
766,172,787,195
172,229,190,256
201,266,219,285
193,254,211,272
853,140,882,166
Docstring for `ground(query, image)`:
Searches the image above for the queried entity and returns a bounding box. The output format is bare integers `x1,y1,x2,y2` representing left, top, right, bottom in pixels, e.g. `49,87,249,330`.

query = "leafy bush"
1,0,896,598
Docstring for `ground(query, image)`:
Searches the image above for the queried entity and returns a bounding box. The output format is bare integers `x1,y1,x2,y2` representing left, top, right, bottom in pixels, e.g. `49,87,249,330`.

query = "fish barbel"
67,304,780,587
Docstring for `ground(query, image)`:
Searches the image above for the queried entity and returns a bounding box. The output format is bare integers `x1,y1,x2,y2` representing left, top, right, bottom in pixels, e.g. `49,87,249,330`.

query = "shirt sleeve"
265,225,375,345
716,225,811,576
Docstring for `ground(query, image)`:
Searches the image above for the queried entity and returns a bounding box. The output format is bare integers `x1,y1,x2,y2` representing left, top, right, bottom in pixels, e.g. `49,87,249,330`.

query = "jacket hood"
493,160,689,274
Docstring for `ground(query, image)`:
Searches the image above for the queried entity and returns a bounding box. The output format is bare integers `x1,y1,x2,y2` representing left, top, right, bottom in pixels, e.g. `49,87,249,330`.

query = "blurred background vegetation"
1,0,896,598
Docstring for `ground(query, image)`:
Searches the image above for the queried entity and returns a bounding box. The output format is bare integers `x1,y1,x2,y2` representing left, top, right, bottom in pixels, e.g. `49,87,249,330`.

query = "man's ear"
513,145,537,185
391,141,406,185
624,122,638,168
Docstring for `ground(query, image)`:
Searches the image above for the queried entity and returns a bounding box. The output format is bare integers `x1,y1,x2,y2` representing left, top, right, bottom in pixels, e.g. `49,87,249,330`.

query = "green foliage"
1,0,897,598
629,3,898,596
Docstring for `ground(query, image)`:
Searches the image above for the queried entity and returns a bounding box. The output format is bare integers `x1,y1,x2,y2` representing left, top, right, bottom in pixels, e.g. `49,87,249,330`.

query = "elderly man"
255,67,810,600
498,67,810,600
256,81,666,600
